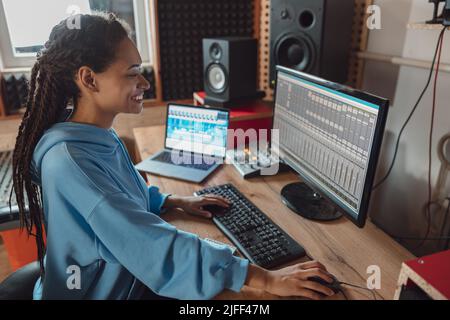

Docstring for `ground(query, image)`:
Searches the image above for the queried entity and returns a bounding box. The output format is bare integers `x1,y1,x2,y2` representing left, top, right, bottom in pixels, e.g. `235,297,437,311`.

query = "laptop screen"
165,104,229,157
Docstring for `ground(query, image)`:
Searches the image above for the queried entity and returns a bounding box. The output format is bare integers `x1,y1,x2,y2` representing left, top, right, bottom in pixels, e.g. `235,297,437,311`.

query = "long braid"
11,12,131,276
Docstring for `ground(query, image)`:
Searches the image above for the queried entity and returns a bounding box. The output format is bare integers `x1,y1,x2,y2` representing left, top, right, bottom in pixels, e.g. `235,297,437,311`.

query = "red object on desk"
193,91,273,145
395,249,450,299
405,249,450,299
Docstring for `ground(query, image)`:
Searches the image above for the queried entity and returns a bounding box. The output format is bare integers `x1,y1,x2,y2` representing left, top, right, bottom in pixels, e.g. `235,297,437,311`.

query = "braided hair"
11,12,131,275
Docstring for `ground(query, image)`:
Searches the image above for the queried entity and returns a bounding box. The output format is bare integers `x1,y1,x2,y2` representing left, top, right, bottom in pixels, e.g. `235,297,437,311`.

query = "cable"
374,27,449,246
413,26,445,250
378,197,450,242
339,287,349,300
385,200,450,241
444,199,450,249
339,281,377,300
372,27,447,190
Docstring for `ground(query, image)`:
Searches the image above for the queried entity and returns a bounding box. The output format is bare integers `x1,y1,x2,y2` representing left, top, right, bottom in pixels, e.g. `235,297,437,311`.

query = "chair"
0,261,40,300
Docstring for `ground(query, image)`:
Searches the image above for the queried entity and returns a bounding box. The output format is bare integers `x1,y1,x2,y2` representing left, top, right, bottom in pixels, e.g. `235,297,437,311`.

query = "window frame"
0,0,154,71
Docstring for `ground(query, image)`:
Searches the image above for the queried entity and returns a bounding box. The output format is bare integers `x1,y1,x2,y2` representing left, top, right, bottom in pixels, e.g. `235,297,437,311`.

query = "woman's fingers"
201,196,230,207
300,260,327,271
194,209,213,218
295,287,324,300
189,205,214,218
301,280,335,297
204,194,230,204
300,268,334,283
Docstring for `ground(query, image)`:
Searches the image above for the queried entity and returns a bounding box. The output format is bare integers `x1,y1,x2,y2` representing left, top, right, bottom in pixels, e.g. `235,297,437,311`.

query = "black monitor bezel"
164,103,230,159
273,66,389,228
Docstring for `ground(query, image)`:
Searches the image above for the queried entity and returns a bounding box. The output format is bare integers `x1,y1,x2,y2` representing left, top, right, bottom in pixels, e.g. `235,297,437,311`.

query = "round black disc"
281,182,343,221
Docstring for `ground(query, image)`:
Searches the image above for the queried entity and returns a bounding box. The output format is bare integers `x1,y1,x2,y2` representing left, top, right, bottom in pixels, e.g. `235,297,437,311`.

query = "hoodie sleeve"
41,143,249,299
87,192,249,299
148,185,170,215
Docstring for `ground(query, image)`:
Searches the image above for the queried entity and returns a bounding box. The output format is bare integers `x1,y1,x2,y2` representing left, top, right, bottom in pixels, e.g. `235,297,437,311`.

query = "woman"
12,12,336,300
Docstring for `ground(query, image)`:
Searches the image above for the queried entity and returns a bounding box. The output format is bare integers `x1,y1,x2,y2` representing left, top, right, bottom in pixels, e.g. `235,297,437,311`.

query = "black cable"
444,199,450,249
380,198,450,241
372,27,447,190
339,288,349,300
415,29,446,250
339,281,377,300
393,198,450,241
375,27,449,246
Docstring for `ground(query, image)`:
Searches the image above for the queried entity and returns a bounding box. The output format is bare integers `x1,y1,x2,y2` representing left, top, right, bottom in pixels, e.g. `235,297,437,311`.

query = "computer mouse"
308,275,341,294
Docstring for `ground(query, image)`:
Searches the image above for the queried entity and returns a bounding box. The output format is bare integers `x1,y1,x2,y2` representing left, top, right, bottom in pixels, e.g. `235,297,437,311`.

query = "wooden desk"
133,125,414,300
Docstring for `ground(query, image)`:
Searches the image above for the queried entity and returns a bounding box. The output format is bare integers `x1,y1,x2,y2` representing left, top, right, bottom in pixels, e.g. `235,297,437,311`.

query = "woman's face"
92,37,150,115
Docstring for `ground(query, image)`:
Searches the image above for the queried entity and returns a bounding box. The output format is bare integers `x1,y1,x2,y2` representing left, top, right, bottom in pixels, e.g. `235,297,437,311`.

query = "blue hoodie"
31,121,249,299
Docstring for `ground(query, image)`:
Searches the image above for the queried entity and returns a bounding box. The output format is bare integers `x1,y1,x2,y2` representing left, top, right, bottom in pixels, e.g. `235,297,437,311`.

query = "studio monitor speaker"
203,37,258,106
270,0,355,87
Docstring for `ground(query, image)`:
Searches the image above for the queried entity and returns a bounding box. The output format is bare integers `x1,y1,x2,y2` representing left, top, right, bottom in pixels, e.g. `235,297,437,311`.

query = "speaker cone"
274,33,315,73
206,64,227,93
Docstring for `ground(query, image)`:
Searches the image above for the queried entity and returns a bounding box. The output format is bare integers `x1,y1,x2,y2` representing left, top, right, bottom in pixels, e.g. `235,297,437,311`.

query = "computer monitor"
272,66,389,227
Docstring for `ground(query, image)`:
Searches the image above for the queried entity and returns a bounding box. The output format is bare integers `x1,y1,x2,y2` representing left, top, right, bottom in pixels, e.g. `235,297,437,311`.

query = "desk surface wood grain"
133,125,414,300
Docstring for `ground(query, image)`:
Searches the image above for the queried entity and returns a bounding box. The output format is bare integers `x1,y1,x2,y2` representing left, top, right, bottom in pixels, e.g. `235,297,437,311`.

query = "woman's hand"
245,261,336,300
163,194,230,218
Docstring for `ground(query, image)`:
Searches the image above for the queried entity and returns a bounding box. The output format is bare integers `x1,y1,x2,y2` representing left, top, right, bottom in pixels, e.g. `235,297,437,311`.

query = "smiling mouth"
131,94,144,102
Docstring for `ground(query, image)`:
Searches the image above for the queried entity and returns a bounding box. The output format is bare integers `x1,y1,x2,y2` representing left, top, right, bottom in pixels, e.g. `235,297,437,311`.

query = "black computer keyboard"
195,183,306,269
153,151,215,171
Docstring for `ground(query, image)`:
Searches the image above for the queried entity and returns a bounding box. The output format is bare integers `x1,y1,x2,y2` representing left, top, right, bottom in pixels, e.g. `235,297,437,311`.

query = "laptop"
135,104,230,183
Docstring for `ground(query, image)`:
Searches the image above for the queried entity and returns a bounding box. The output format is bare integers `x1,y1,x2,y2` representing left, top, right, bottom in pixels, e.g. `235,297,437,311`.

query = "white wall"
363,0,450,256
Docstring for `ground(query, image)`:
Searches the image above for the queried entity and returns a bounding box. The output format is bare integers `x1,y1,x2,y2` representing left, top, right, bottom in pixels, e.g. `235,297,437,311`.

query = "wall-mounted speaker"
203,37,258,107
269,0,354,87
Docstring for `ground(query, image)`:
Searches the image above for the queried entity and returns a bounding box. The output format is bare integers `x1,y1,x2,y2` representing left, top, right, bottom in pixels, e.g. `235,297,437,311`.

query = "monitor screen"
273,66,388,226
165,104,229,157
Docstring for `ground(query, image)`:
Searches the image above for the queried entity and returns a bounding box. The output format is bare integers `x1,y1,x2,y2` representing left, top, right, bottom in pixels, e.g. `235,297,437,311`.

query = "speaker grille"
157,0,254,101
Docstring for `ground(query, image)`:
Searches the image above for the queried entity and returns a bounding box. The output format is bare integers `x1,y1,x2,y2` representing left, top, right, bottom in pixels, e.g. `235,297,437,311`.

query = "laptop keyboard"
153,151,217,171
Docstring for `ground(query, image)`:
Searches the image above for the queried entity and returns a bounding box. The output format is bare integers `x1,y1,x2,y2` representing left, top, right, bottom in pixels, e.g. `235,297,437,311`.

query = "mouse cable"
304,252,377,300
339,287,349,300
339,281,378,300
372,26,447,191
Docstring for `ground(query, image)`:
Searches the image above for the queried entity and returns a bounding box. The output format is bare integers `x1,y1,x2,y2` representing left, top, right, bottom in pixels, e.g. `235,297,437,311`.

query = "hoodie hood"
32,122,119,185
